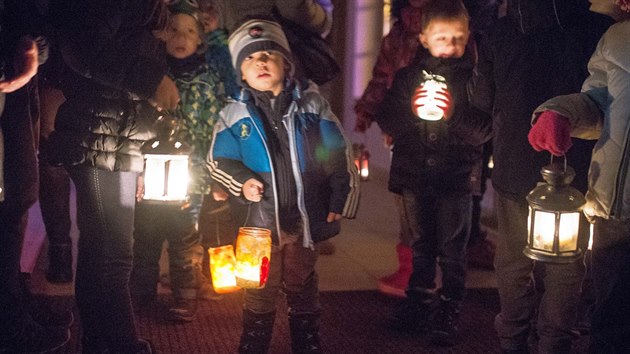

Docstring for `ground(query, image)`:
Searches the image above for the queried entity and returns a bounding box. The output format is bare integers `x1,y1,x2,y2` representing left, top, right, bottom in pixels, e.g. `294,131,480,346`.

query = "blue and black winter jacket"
208,80,359,248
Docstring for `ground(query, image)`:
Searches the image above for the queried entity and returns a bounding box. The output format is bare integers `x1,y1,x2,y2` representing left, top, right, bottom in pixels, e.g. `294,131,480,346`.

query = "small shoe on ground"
168,298,198,322
377,242,412,298
378,271,410,298
0,315,70,353
318,240,335,255
428,295,461,346
17,273,74,328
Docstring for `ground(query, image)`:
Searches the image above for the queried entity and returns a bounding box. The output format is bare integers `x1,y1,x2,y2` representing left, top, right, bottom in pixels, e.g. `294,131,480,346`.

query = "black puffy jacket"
45,0,168,172
376,48,492,196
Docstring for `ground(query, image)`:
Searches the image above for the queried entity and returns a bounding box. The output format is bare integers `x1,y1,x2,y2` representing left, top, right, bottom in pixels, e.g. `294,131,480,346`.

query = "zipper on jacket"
248,116,283,242
283,101,314,249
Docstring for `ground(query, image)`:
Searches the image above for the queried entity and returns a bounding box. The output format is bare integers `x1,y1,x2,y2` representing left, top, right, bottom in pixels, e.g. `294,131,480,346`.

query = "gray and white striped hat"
228,19,294,81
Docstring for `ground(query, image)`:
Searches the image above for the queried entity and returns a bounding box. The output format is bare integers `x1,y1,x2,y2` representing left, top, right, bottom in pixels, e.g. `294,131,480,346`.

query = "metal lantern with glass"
141,112,192,203
525,157,588,263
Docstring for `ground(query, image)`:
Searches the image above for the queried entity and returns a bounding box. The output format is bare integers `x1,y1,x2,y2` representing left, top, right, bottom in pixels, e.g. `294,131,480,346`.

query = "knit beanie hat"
228,19,294,81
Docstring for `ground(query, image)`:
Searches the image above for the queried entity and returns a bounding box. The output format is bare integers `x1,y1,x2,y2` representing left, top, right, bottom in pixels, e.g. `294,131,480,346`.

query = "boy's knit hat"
228,19,294,81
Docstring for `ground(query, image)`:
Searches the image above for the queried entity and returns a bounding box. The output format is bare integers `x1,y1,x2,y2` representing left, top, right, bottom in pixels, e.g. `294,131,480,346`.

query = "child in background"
199,0,239,99
375,0,491,345
208,19,359,353
130,1,226,322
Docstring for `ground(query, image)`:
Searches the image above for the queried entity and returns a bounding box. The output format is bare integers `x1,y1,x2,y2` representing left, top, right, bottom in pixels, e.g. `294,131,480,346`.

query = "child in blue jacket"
208,19,359,353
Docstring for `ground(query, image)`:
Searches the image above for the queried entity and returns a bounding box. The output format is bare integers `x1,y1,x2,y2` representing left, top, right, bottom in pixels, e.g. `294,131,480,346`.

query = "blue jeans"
403,188,471,301
244,232,320,316
131,194,203,300
590,217,630,353
68,165,140,351
494,192,584,353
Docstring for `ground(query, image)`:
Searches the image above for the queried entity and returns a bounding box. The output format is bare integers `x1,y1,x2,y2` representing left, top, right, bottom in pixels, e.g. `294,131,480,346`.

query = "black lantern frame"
525,158,588,263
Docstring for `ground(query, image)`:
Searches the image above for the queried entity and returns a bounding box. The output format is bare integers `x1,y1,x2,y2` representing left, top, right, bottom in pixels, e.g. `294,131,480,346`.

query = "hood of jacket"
507,0,591,34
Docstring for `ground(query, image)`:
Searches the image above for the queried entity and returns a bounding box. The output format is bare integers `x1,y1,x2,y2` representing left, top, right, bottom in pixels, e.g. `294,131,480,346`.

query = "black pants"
590,217,630,353
131,194,203,299
0,83,40,334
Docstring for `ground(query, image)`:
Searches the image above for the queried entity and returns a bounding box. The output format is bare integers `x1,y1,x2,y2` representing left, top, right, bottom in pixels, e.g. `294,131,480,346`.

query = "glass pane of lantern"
532,210,556,251
558,212,580,252
143,154,189,201
144,156,167,200
166,156,189,200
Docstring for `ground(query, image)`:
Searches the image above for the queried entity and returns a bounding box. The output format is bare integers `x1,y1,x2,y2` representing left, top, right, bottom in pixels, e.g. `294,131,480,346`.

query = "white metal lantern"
525,160,588,263
411,70,450,121
141,117,192,203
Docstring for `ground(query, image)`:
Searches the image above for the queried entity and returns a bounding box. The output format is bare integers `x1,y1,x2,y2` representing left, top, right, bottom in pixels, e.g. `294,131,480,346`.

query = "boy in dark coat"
376,0,491,345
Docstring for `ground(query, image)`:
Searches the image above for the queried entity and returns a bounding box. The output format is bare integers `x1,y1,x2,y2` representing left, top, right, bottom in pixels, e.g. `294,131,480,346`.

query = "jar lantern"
234,227,272,289
208,245,240,294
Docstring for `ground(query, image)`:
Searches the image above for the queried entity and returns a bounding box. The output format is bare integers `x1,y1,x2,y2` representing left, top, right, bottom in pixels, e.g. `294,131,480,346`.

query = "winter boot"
19,272,74,328
168,298,198,322
289,312,322,353
378,242,412,298
46,243,73,283
239,309,275,354
0,315,70,353
428,295,461,346
386,290,434,332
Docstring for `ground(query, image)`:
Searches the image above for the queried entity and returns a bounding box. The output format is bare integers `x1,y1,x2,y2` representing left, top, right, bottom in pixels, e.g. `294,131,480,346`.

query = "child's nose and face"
164,14,202,59
419,19,470,59
241,51,286,96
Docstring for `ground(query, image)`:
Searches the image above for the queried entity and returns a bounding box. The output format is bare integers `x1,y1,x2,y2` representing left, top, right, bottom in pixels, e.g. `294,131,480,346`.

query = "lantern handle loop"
550,154,568,173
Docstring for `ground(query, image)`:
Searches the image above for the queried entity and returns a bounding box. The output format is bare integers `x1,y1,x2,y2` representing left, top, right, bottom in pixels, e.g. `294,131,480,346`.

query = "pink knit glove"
528,111,572,156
